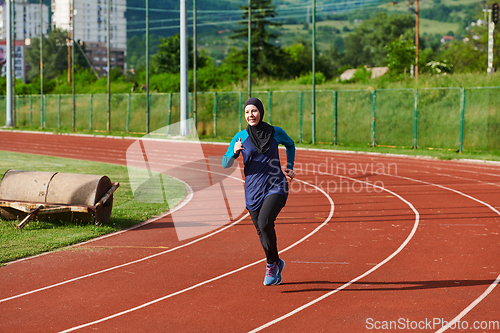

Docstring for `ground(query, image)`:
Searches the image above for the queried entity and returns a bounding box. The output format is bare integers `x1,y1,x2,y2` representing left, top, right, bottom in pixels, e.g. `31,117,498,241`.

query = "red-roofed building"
440,36,454,44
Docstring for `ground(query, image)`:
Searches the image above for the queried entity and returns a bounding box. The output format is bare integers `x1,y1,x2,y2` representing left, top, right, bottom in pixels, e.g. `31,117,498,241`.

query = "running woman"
222,97,295,286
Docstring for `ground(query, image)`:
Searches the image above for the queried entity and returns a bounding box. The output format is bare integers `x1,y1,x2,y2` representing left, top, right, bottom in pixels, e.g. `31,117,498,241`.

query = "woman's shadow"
280,279,497,293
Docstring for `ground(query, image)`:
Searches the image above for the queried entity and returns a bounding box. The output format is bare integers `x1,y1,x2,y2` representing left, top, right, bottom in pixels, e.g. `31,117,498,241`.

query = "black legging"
249,194,287,264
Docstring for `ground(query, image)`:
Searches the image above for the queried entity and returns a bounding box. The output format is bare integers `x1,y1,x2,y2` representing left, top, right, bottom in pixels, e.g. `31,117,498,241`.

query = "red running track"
0,130,499,332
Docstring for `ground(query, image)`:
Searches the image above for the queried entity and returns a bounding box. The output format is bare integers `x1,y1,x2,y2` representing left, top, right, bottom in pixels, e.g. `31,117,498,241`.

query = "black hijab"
245,97,275,154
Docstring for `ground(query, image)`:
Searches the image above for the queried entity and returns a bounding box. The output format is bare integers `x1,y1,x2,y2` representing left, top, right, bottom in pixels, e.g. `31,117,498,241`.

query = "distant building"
0,1,49,82
85,42,125,76
0,1,50,40
51,0,127,76
440,36,454,44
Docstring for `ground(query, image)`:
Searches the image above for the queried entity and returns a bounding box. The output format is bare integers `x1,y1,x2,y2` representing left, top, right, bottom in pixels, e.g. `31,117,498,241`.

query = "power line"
126,0,386,33
124,0,388,17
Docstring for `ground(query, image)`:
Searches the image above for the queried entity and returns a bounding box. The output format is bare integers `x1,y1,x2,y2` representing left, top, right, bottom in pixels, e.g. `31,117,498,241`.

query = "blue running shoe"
263,262,279,286
276,259,285,285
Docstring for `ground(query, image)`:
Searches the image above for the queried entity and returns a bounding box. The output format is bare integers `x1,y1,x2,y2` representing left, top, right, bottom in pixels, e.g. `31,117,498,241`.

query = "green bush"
298,72,326,85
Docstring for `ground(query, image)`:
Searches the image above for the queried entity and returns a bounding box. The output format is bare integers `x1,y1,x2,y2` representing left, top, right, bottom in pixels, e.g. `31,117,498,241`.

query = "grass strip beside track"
0,151,186,264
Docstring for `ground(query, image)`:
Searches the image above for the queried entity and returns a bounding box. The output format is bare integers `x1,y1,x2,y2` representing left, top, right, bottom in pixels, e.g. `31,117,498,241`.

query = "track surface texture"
1,131,499,332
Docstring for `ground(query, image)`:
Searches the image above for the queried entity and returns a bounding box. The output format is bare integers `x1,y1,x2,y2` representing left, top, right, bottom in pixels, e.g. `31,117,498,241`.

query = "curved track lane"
0,131,499,332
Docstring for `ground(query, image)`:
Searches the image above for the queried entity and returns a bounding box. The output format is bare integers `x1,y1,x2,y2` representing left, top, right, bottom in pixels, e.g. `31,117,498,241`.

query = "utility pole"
180,0,188,136
193,0,197,128
146,0,150,133
72,0,75,131
68,4,71,84
40,0,43,120
107,0,111,132
248,0,252,99
12,0,16,124
415,0,419,79
487,9,494,74
486,3,498,74
312,0,316,145
5,0,13,127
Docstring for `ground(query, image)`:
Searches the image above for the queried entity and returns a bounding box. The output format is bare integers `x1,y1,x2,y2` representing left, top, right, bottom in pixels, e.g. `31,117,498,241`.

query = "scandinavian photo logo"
126,119,246,241
267,157,396,194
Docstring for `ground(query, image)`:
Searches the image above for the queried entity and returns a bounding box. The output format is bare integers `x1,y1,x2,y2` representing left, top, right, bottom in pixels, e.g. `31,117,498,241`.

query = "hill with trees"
5,0,500,95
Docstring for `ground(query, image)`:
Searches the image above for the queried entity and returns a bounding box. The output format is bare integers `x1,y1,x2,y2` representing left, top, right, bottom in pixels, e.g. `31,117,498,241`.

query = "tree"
126,34,162,72
386,36,416,76
25,28,88,82
437,24,497,73
283,41,340,80
342,12,415,68
229,0,289,78
151,33,209,74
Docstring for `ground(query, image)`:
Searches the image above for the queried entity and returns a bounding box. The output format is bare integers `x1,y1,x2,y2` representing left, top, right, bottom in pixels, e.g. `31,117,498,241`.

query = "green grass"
418,18,460,35
0,151,187,264
2,73,500,156
3,76,500,152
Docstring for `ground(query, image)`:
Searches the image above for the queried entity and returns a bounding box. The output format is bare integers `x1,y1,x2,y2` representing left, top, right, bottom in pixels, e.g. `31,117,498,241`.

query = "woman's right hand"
234,137,244,154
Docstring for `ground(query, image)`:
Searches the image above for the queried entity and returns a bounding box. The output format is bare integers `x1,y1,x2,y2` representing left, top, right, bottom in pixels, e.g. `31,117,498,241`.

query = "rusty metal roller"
0,170,119,226
0,170,57,203
46,173,112,206
45,172,114,223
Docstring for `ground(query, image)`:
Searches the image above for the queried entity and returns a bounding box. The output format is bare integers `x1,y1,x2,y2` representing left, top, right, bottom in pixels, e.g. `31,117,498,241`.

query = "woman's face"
245,104,261,127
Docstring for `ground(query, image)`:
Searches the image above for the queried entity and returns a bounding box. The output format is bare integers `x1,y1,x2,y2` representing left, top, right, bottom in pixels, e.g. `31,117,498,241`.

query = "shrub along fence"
1,87,499,152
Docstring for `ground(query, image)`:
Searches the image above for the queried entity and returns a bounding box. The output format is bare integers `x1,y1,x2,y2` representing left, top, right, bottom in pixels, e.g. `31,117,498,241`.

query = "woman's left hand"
284,169,295,180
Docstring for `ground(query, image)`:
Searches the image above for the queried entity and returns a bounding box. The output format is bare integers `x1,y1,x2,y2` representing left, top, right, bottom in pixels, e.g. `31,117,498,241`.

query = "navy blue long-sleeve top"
222,126,295,211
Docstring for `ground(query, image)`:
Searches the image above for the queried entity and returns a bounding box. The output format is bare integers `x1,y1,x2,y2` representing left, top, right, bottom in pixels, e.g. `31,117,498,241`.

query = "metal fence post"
299,91,303,143
268,91,272,124
413,89,419,149
333,90,338,145
459,88,466,153
42,95,46,129
168,93,172,126
72,94,75,132
239,92,243,131
90,94,93,131
189,92,193,119
125,94,130,134
15,97,19,126
29,95,32,126
371,90,377,147
40,96,43,129
213,92,217,138
147,93,151,134
58,95,61,130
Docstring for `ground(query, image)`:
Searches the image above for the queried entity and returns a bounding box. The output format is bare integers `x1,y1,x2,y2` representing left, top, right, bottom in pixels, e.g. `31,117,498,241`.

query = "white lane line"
251,170,500,332
435,278,500,333
248,174,420,332
1,160,245,301
381,173,500,333
1,183,193,266
0,211,249,304
58,178,335,333
11,134,497,330
297,147,500,179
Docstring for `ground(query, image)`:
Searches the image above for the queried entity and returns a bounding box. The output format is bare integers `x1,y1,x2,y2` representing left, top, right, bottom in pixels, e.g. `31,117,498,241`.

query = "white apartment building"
0,1,50,40
0,2,49,81
52,0,127,75
52,0,126,50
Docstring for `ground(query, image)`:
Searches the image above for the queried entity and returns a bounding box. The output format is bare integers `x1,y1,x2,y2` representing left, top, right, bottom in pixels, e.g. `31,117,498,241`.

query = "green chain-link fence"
1,87,499,152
